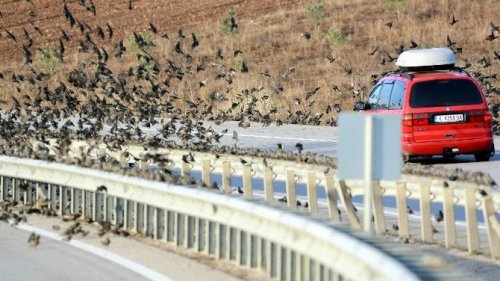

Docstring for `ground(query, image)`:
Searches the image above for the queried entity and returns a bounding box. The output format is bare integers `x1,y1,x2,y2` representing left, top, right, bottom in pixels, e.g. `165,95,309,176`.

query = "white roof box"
396,48,455,70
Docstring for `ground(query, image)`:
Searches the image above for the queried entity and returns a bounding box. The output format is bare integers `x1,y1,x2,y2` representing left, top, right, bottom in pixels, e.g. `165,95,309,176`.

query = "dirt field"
0,0,498,129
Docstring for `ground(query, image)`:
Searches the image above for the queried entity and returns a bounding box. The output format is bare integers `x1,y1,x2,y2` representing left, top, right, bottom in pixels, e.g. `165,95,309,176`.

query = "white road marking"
222,133,337,143
14,223,174,281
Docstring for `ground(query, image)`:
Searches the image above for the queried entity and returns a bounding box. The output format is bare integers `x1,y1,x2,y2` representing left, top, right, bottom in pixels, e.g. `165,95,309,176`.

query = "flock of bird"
0,1,498,248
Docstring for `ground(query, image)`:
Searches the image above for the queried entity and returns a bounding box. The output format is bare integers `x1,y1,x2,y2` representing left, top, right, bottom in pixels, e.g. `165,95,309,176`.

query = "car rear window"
410,79,483,108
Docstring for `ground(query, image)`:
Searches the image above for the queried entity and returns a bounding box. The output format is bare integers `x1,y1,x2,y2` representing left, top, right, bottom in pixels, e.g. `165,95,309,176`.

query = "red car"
355,48,494,161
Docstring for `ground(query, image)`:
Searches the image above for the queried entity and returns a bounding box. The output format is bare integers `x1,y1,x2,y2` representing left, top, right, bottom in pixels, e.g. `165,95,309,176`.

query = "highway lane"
0,223,148,281
202,121,500,185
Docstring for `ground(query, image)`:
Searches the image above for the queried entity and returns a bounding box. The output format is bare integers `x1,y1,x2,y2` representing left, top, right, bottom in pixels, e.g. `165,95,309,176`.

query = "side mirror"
353,101,367,111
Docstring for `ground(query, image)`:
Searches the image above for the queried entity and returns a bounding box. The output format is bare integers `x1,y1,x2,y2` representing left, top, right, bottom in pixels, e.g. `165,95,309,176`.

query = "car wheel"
402,154,412,163
474,151,491,162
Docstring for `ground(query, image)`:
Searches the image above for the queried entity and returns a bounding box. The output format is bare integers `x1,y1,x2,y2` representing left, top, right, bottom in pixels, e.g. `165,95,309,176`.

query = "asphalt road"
203,121,500,185
0,223,147,281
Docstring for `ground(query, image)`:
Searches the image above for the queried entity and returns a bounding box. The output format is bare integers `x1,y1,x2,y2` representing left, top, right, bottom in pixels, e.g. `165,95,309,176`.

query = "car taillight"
402,113,429,127
402,114,413,127
469,110,492,127
413,113,429,126
484,110,492,127
468,110,483,123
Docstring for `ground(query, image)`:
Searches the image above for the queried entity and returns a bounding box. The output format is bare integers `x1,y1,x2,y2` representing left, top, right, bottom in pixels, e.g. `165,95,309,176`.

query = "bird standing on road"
28,232,40,247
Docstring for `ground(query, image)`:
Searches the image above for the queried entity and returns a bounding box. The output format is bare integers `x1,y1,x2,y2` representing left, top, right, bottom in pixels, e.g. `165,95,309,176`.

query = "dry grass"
0,0,498,125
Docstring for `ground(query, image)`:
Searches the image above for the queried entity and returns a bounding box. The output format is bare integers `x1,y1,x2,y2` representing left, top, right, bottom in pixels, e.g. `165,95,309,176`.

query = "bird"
485,30,498,41
191,33,199,49
5,29,17,42
302,32,311,40
128,0,133,10
149,23,158,34
385,21,393,29
237,187,243,194
449,14,458,25
101,237,110,246
410,40,418,49
326,54,335,63
278,196,287,203
96,185,107,193
392,224,399,231
494,50,500,61
277,143,283,151
407,207,414,214
295,143,303,153
368,47,379,56
446,35,456,47
434,210,444,222
230,17,238,32
28,232,40,247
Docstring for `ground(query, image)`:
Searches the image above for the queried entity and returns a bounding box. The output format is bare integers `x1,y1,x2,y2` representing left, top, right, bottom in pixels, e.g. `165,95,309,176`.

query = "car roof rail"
383,70,414,81
451,66,472,77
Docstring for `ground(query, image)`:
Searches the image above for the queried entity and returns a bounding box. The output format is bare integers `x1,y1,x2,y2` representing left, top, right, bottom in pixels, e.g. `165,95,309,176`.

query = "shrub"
220,9,238,37
307,3,326,32
327,28,348,49
382,0,406,11
35,47,62,74
127,32,156,54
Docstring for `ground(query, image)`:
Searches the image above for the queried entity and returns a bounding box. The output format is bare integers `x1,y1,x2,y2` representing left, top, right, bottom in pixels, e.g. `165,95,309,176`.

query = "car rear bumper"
403,138,494,156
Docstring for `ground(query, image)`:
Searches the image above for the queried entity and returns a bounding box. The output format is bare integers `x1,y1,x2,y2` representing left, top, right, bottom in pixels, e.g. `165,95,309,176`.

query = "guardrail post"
216,224,225,259
464,187,479,253
420,183,433,243
250,235,258,268
70,188,75,214
153,208,158,240
133,202,139,233
144,205,151,237
222,161,232,193
307,172,318,214
0,176,4,201
202,160,211,188
81,189,87,218
243,165,253,198
395,182,409,238
372,181,386,234
13,178,19,203
443,182,456,248
286,170,297,209
325,173,340,221
92,191,98,222
264,167,274,202
59,186,65,216
26,181,33,206
481,195,500,259
337,180,361,230
278,245,285,281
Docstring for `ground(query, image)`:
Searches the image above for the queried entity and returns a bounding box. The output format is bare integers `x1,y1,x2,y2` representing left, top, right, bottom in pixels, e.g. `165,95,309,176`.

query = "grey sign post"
337,113,401,232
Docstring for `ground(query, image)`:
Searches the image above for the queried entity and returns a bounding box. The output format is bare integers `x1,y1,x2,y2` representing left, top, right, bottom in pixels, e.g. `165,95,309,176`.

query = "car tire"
474,151,491,162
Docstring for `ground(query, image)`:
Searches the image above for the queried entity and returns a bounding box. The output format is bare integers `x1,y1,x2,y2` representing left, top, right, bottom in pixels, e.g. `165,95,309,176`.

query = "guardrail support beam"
263,167,273,202
222,161,232,193
420,183,433,243
443,182,456,248
464,187,480,253
481,196,500,259
325,173,340,221
286,170,297,209
307,172,318,214
395,182,409,238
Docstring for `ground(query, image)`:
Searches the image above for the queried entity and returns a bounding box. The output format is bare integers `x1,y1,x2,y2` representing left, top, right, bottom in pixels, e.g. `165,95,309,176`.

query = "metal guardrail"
0,156,452,281
78,142,500,260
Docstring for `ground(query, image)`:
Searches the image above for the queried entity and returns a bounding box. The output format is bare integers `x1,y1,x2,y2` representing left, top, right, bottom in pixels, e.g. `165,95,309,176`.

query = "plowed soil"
0,0,299,64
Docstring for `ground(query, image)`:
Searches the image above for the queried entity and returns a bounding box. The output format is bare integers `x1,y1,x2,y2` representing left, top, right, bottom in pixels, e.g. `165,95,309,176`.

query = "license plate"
434,114,464,123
